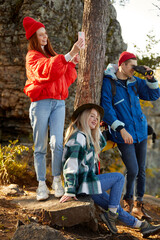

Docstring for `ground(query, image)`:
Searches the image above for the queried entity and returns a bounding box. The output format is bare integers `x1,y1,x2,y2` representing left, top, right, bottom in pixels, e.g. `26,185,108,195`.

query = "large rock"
11,190,99,231
0,184,26,196
12,223,67,240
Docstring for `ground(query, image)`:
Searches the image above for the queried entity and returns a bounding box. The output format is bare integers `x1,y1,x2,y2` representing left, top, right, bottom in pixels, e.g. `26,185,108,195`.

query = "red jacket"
24,50,77,102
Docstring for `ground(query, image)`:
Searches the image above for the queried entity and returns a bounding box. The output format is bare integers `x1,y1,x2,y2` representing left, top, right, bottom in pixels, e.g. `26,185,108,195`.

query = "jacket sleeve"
64,62,77,87
26,51,75,84
136,77,160,101
63,143,83,197
101,77,125,130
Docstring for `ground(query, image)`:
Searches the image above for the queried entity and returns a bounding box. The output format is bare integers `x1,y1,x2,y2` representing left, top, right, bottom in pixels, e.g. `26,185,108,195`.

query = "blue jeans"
91,173,137,227
29,99,65,181
117,139,147,201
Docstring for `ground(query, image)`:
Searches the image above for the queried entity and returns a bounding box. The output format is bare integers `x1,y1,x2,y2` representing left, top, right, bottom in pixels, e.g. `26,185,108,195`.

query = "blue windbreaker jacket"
101,64,160,143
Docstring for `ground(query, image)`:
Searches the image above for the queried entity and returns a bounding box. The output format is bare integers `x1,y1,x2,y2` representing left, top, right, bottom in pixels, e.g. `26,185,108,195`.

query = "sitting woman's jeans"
91,173,137,227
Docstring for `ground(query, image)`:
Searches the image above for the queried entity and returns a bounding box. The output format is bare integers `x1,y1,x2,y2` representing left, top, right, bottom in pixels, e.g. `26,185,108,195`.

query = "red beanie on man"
23,17,45,40
118,51,137,66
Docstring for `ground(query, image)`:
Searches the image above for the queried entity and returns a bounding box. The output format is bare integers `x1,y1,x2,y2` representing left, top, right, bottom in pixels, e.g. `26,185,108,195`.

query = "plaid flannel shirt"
62,130,106,197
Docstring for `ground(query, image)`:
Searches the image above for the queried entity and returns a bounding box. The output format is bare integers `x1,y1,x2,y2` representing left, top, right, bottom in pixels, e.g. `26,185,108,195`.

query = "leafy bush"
0,140,29,185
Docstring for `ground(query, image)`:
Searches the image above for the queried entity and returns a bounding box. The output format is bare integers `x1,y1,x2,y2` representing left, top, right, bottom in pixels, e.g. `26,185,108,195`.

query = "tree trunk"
74,0,109,108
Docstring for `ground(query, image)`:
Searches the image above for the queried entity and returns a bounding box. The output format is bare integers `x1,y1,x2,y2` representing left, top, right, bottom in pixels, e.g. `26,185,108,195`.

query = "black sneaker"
100,210,118,234
140,220,160,238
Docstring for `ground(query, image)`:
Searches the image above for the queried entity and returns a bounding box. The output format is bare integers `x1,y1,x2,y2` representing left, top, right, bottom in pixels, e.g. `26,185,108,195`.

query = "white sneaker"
36,182,50,201
46,186,50,195
52,177,64,198
52,181,55,190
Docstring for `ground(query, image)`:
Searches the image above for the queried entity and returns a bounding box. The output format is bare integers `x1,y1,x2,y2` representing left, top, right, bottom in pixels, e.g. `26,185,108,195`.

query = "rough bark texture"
74,0,109,108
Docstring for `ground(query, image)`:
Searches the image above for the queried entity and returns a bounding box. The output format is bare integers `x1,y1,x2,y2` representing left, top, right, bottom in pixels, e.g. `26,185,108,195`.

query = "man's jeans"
29,99,65,181
91,173,137,227
117,139,147,201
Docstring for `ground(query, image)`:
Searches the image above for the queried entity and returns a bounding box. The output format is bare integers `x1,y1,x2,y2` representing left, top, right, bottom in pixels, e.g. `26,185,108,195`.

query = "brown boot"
132,201,152,222
123,199,134,213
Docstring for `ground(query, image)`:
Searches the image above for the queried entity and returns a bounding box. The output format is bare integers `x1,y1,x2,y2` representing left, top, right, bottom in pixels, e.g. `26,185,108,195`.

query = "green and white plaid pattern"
62,131,106,197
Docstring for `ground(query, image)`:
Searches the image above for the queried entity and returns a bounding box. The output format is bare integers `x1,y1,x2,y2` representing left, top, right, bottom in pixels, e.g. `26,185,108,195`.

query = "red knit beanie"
23,17,45,40
118,51,137,66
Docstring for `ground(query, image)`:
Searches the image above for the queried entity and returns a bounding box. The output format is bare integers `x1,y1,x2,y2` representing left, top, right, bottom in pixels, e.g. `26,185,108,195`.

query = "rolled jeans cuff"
108,204,119,209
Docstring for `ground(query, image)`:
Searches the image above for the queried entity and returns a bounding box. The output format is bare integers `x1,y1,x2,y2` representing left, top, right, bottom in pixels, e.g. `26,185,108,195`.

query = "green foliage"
146,168,159,178
140,99,153,109
134,31,160,69
100,147,125,175
0,140,29,185
108,156,125,173
133,32,160,108
61,215,67,221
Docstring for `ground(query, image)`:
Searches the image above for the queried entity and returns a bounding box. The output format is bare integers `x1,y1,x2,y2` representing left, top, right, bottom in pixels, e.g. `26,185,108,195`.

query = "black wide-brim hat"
71,103,104,122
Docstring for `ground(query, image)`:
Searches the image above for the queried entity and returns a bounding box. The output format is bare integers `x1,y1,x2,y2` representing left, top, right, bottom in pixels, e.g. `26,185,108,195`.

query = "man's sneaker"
36,183,50,201
53,179,64,198
100,210,118,234
140,220,160,238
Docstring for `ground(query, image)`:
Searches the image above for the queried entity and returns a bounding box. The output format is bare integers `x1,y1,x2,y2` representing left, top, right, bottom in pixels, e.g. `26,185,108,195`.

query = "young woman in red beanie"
23,16,84,201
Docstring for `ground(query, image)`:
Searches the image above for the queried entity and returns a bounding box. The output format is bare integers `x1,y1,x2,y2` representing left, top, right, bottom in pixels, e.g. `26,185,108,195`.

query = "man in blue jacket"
101,51,159,220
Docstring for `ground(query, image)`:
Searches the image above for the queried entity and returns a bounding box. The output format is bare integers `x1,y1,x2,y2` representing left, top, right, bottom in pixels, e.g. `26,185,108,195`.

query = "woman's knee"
117,172,125,184
111,172,125,185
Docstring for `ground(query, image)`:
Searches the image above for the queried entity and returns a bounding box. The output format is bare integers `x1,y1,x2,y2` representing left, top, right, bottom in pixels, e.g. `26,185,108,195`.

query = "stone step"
11,189,98,231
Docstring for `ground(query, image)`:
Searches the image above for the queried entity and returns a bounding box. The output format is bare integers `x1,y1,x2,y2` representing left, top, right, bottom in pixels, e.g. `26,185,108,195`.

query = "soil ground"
0,189,160,240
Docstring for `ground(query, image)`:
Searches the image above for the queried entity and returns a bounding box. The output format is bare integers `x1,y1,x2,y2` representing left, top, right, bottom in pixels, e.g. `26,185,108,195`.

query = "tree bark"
74,0,109,108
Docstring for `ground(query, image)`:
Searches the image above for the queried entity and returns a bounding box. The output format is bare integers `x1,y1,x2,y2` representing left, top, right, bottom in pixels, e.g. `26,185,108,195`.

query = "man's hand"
120,128,133,144
59,195,78,203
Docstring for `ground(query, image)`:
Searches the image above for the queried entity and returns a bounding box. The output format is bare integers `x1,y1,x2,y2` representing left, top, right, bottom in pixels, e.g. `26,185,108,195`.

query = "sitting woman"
60,103,160,238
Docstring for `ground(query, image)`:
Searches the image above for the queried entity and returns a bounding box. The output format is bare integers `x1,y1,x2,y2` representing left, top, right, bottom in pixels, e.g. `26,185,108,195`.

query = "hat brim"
71,103,104,122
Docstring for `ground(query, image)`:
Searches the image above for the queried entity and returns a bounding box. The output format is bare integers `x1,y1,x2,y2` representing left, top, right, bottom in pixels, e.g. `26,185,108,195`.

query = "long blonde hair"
64,108,101,154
